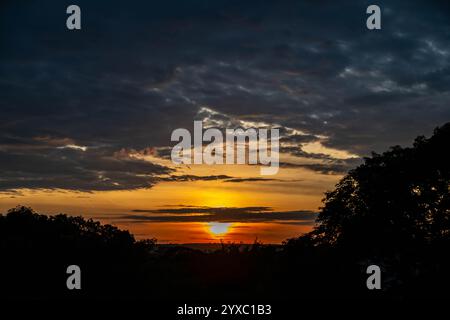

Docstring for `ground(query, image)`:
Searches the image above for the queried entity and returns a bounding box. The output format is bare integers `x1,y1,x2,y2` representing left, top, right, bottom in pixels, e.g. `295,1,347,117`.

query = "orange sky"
0,160,343,243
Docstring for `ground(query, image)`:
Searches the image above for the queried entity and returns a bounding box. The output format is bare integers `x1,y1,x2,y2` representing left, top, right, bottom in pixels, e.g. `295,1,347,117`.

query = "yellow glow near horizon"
196,189,245,208
0,162,343,243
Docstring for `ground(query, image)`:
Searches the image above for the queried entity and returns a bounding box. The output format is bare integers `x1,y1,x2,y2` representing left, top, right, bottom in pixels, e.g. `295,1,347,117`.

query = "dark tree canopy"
312,123,450,253
0,206,156,298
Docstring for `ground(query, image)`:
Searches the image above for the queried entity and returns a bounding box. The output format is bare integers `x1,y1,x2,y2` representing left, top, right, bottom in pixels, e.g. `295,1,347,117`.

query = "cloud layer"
1,0,449,191
112,206,317,224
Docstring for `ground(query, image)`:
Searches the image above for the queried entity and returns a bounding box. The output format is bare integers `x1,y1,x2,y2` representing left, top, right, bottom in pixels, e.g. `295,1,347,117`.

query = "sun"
207,222,232,237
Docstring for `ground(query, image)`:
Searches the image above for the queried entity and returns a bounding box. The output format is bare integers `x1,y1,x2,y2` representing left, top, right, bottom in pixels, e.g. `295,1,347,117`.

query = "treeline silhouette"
0,123,449,300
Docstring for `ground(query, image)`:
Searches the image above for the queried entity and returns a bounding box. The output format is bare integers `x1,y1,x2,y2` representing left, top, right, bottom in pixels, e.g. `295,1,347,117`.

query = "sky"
1,0,449,243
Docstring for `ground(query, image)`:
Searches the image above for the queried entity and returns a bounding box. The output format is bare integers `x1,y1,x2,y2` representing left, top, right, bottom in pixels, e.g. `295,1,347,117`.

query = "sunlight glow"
207,222,232,236
301,141,358,159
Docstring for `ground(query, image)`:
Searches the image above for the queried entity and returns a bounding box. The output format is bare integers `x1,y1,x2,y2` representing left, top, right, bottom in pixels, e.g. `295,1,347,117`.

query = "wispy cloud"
109,206,317,224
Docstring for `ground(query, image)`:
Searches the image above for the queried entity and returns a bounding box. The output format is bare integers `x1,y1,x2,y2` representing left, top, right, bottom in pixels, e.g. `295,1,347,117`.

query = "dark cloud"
279,146,334,160
224,177,278,183
0,146,172,191
156,175,233,182
117,206,317,223
280,158,363,175
156,175,279,183
279,134,319,145
1,0,449,191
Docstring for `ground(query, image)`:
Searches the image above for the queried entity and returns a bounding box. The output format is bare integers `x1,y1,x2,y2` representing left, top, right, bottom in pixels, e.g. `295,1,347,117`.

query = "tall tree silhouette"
312,123,450,254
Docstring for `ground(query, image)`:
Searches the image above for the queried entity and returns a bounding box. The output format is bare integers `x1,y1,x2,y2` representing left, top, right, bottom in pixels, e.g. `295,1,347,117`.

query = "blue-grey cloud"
111,206,317,223
1,0,449,191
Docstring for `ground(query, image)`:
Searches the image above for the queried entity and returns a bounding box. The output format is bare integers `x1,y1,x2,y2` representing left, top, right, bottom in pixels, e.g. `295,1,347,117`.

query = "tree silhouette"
312,123,450,254
0,206,156,298
284,123,450,298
